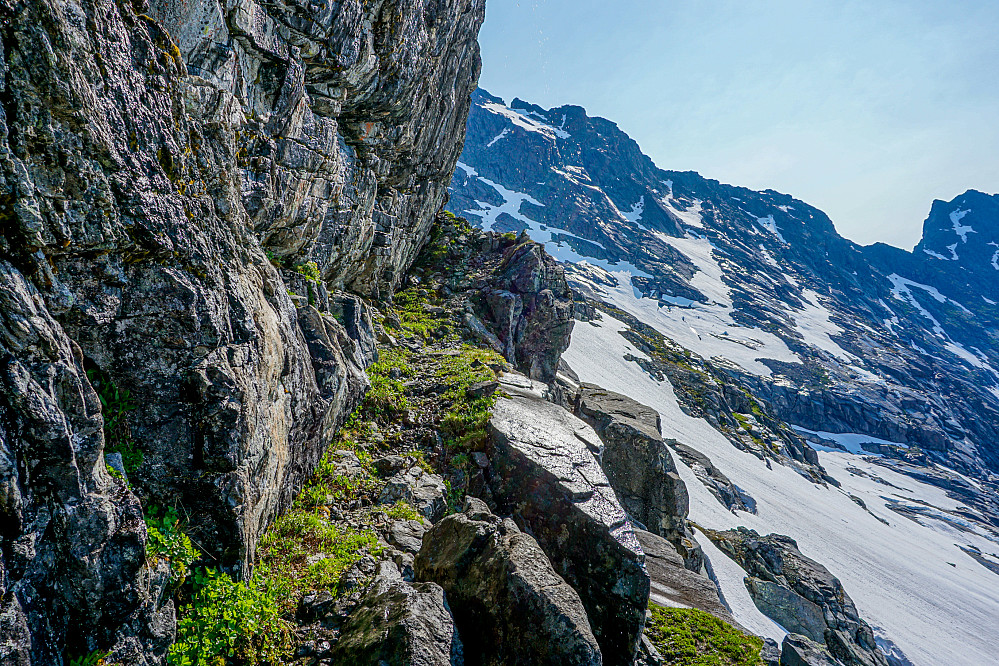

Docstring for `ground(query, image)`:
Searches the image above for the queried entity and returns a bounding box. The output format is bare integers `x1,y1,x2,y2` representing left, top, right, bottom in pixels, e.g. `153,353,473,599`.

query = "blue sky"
477,0,999,249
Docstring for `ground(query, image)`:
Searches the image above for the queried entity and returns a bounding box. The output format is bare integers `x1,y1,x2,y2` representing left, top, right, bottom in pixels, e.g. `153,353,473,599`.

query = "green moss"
645,605,763,666
435,346,504,452
384,501,421,521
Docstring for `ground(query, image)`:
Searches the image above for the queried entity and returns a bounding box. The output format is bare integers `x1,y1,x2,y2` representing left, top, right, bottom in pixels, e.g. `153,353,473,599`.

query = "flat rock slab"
487,373,649,666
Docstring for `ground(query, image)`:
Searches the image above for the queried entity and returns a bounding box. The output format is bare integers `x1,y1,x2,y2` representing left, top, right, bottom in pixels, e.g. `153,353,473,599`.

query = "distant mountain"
448,88,999,479
447,89,999,665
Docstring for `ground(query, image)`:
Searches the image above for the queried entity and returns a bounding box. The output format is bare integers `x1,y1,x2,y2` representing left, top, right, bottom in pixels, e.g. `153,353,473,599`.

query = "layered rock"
416,497,602,666
574,383,702,569
330,562,463,666
486,373,649,666
0,0,483,660
471,239,575,383
706,528,888,666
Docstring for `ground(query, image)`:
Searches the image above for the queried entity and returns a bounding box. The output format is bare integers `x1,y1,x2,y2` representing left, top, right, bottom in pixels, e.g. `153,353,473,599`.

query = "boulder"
330,562,463,666
781,634,840,666
487,373,649,666
669,441,756,513
379,467,448,523
388,520,429,555
634,530,733,626
706,528,888,666
575,384,702,570
416,497,602,666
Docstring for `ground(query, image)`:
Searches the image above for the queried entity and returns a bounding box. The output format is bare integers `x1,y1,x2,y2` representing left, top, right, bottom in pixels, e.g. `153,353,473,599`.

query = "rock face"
780,634,840,666
473,240,575,383
634,530,733,627
574,384,702,569
486,373,649,666
0,0,483,661
416,497,602,666
706,528,888,666
379,466,449,523
330,562,463,666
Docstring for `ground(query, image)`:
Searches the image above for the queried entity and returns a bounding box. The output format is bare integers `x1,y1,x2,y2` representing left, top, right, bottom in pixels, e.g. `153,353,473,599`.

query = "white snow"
791,426,907,454
661,197,705,229
947,242,959,260
483,101,570,140
756,214,787,244
791,290,853,361
622,196,646,225
565,316,999,666
757,244,779,268
950,209,975,243
486,128,510,148
923,248,951,260
984,296,997,305
989,242,999,270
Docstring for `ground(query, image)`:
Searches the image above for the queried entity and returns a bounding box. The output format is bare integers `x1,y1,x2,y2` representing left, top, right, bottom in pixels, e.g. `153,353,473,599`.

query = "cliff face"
0,0,483,661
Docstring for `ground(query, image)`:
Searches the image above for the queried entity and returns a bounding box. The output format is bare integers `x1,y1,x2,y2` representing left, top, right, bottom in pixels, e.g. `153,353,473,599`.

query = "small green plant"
68,650,107,666
384,500,421,521
169,569,291,666
363,349,413,420
293,260,322,283
145,506,200,586
644,604,763,666
501,231,518,242
87,368,143,475
254,511,380,615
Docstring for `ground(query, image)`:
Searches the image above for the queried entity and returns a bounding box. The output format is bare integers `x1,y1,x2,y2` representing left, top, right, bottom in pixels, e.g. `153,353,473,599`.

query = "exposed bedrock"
574,383,703,571
0,0,483,660
705,528,888,666
486,373,650,666
415,497,602,666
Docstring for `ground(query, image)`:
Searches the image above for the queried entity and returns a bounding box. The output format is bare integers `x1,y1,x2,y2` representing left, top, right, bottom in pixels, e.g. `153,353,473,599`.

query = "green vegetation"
145,506,199,586
501,231,517,242
68,650,107,666
293,260,321,283
169,569,291,666
384,500,421,521
364,348,412,421
391,288,445,340
254,511,380,615
645,604,763,666
87,368,143,476
436,345,504,452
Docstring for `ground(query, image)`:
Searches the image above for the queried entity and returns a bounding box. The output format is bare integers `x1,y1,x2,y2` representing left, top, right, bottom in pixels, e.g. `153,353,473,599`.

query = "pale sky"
477,0,999,249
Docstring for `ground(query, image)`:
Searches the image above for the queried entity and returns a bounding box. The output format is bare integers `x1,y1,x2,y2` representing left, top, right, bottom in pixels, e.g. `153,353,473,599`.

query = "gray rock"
575,384,702,570
466,380,500,399
330,562,463,666
669,441,757,514
388,520,429,555
487,373,649,666
379,466,448,523
374,455,410,476
105,453,128,481
332,450,366,480
415,497,602,666
707,528,888,666
634,530,733,626
781,634,840,666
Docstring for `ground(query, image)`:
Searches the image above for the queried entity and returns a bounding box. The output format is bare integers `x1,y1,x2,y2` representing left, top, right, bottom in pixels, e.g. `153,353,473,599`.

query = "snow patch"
622,196,645,225
792,426,908,454
486,128,510,148
756,214,787,244
922,248,950,260
950,208,975,243
482,101,570,140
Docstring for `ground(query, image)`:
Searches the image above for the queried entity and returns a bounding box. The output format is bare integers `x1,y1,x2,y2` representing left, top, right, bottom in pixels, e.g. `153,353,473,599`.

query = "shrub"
169,569,291,666
144,506,199,586
87,368,143,475
644,604,763,666
68,651,107,666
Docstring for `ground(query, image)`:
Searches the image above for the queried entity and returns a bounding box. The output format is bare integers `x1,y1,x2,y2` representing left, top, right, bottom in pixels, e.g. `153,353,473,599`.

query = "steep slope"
448,89,999,481
447,90,999,666
0,0,483,662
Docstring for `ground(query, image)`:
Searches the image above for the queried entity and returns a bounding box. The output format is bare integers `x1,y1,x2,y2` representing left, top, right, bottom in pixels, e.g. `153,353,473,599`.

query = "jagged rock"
415,497,602,666
634,530,733,626
706,528,888,666
388,520,429,555
575,384,702,570
329,562,463,666
379,466,448,523
780,634,840,666
487,373,649,666
669,441,756,513
331,450,366,480
762,638,782,666
374,455,410,477
0,0,484,657
475,242,575,383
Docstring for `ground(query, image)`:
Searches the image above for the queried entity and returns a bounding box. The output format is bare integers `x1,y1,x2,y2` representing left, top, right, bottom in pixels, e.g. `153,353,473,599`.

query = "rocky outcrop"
574,384,702,570
706,528,888,666
473,240,575,383
330,562,463,666
379,466,448,523
0,0,483,660
486,373,649,666
416,497,602,666
669,441,756,513
780,634,840,666
634,530,733,626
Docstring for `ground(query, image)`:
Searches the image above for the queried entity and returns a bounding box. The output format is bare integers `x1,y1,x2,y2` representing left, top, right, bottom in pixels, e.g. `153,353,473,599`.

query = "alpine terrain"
448,89,999,666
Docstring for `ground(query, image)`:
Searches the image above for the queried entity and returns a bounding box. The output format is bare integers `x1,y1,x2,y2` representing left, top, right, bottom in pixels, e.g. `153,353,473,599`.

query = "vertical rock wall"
0,0,483,661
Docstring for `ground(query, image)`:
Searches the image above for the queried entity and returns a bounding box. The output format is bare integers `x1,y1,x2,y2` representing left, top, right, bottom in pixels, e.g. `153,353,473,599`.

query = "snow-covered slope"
448,90,999,666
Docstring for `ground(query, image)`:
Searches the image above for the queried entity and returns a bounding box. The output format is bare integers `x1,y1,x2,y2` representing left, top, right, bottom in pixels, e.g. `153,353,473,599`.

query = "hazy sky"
477,0,999,249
